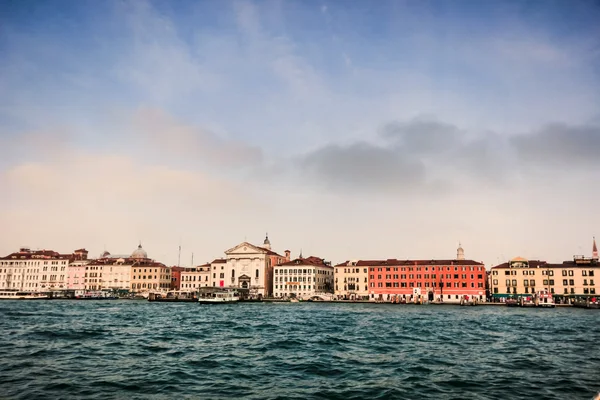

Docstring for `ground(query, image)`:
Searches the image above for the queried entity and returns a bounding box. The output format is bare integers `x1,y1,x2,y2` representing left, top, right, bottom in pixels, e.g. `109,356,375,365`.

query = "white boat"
0,291,49,300
198,291,240,304
536,290,556,308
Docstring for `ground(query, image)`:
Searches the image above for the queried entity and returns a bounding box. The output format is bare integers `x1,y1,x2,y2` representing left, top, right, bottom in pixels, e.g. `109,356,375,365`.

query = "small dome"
101,251,111,258
511,256,528,262
131,244,148,259
264,234,270,245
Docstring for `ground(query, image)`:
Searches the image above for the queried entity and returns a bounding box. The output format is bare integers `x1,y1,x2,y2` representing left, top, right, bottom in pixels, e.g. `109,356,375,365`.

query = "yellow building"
490,254,598,301
128,244,171,292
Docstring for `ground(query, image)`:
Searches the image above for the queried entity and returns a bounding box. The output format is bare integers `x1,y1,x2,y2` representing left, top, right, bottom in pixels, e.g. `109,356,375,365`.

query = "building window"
569,279,574,286
568,270,574,276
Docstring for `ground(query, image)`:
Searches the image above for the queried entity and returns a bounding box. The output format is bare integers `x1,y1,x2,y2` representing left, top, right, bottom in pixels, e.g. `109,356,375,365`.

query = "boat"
75,291,118,300
505,297,519,307
149,290,197,302
198,291,240,304
535,290,556,308
290,298,300,303
0,291,49,300
519,296,536,307
573,297,600,309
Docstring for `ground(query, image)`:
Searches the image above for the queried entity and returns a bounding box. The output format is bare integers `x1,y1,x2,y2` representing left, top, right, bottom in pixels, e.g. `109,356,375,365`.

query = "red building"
367,259,486,303
170,266,184,290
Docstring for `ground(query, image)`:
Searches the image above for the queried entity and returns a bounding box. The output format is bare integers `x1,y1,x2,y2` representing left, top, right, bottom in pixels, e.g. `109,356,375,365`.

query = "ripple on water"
0,302,599,400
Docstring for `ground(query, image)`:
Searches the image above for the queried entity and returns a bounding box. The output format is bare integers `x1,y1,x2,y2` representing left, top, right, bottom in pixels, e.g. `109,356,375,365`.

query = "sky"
1,0,600,267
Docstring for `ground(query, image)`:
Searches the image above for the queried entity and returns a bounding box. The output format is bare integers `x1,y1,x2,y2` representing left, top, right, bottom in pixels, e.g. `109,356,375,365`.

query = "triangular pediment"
225,242,268,255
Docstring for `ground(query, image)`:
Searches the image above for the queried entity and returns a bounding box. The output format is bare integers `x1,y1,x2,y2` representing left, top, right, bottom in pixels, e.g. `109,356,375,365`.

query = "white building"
274,256,334,300
334,260,370,300
181,264,211,290
214,235,289,297
0,247,87,292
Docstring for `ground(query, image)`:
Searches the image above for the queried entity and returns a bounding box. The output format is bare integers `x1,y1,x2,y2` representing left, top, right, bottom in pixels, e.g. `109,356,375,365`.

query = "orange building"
367,245,486,303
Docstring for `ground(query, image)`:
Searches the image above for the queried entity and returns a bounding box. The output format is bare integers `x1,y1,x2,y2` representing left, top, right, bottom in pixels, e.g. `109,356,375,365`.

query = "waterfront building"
213,235,289,297
180,263,211,290
83,249,133,291
128,244,171,292
209,258,226,287
334,261,370,300
273,256,334,299
490,254,599,302
170,266,184,290
367,245,486,303
0,247,86,292
67,258,90,291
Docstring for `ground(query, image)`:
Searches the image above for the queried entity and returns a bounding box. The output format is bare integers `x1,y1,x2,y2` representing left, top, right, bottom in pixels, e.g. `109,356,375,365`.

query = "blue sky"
1,0,599,265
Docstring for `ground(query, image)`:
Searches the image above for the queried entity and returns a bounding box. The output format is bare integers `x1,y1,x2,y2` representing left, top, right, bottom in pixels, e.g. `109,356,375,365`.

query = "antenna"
191,252,194,266
178,245,181,268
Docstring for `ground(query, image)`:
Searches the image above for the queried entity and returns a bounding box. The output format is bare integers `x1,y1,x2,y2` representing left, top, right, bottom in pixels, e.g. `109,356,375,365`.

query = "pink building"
67,248,89,291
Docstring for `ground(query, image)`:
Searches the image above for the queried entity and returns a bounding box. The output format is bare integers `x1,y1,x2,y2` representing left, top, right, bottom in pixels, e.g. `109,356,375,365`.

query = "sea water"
0,301,599,399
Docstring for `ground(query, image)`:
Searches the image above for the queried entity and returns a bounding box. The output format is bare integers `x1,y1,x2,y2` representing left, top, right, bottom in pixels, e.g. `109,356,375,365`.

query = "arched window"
256,269,259,278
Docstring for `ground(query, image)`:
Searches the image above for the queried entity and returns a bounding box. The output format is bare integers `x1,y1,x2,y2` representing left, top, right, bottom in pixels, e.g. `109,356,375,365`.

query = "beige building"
334,260,370,300
491,253,598,300
180,263,211,290
273,256,334,299
129,244,171,292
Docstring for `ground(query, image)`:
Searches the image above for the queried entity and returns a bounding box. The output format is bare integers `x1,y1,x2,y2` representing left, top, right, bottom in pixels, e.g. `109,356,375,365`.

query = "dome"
511,256,528,262
101,251,111,258
131,244,148,259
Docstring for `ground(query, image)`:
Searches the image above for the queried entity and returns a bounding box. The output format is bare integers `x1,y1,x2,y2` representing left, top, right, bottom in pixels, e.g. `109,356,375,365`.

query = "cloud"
300,141,426,193
511,123,600,169
299,117,600,194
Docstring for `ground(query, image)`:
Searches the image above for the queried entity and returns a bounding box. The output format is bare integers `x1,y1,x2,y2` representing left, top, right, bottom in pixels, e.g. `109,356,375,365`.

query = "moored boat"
535,290,555,308
505,297,519,307
198,291,240,304
573,297,600,309
149,290,197,302
75,291,118,300
0,291,49,300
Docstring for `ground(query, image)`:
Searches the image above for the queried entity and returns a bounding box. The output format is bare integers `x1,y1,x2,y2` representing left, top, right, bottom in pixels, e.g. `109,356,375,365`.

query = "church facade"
214,235,289,297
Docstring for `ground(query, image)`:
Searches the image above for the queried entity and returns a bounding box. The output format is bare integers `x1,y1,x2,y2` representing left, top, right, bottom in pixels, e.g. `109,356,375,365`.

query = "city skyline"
1,1,599,267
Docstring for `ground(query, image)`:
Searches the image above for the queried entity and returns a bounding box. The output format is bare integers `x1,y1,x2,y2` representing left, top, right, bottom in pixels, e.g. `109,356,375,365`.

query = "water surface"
1,301,599,399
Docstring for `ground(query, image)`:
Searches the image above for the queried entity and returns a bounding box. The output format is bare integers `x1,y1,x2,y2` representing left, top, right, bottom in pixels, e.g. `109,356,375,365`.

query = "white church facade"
214,235,289,298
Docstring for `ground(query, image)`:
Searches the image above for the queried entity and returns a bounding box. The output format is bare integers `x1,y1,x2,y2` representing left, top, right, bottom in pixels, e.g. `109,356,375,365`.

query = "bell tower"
263,233,271,250
593,237,598,260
